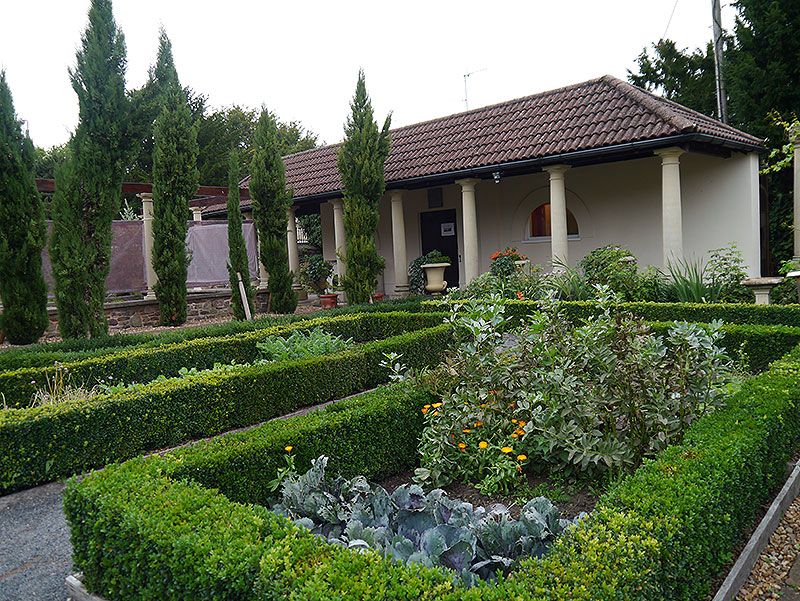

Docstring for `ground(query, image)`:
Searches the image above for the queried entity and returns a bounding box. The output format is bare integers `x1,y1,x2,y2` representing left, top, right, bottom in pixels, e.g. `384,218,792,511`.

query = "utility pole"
711,0,728,123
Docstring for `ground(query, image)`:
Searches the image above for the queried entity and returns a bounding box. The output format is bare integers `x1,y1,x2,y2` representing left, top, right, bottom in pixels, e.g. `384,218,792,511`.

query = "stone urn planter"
514,259,530,274
421,263,450,294
319,293,339,309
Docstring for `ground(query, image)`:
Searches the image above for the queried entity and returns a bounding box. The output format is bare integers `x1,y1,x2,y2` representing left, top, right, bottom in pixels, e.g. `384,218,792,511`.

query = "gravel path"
736,495,800,600
0,482,70,601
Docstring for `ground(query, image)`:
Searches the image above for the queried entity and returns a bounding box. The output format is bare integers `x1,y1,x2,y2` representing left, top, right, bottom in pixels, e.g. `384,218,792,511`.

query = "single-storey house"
213,75,765,296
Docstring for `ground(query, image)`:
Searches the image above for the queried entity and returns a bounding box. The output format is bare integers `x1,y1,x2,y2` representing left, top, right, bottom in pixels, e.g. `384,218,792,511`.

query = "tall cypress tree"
337,70,391,305
50,0,128,338
0,72,49,344
226,150,254,320
249,110,297,314
151,31,198,326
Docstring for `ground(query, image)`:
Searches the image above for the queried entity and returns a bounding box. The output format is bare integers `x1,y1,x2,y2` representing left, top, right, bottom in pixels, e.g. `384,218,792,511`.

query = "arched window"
529,203,579,238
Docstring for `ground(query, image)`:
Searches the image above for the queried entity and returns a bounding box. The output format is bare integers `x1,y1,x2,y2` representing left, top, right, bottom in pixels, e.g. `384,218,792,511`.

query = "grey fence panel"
186,220,259,288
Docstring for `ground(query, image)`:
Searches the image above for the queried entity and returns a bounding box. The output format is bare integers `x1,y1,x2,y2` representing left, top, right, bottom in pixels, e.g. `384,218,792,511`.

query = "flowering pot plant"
490,247,527,277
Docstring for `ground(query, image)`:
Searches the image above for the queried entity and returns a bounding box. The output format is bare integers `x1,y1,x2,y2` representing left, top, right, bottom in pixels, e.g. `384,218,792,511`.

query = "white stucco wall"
320,150,761,293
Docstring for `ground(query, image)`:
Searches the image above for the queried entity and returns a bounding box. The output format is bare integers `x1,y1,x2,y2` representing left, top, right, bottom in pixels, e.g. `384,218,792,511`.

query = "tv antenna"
463,68,487,110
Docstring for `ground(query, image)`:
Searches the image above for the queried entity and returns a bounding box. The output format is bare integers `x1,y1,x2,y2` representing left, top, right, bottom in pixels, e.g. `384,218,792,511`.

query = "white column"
138,192,157,300
390,190,409,296
286,205,305,298
255,228,269,291
191,207,203,222
791,123,800,260
544,165,570,270
656,147,685,267
331,199,346,279
455,179,480,284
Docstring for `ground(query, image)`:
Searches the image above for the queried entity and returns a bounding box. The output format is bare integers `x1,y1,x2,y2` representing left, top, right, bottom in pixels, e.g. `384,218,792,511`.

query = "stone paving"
0,482,70,601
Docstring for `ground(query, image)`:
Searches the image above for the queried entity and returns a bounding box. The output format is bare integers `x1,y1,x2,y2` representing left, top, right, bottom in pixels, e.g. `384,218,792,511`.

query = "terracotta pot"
421,263,450,293
319,293,339,309
372,292,385,302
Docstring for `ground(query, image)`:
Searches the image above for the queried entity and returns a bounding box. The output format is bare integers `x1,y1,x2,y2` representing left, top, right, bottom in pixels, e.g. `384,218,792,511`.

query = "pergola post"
455,179,480,284
255,229,269,291
331,199,346,280
138,192,157,300
544,165,570,270
390,190,409,296
656,147,685,267
286,205,305,299
791,123,800,261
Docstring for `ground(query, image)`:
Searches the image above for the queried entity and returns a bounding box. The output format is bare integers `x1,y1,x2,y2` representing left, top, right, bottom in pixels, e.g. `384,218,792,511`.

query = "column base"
143,290,156,301
292,283,308,300
392,284,410,298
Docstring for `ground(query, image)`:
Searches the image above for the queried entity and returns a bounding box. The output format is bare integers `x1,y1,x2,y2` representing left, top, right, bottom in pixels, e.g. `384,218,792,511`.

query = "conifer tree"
151,31,198,325
226,150,254,320
249,110,297,314
337,70,391,305
0,72,49,344
50,0,128,338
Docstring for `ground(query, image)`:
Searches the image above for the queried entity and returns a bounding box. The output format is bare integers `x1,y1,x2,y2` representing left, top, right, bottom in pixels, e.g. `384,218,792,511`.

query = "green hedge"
64,338,800,598
0,310,444,408
1,324,452,494
423,298,800,326
0,297,426,371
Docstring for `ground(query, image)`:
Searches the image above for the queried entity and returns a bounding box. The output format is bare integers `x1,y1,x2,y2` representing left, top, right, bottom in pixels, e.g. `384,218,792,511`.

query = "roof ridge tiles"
598,75,696,134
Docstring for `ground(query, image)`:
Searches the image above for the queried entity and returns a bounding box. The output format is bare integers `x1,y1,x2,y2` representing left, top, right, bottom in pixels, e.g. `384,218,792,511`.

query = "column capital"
330,198,344,210
654,147,685,163
543,164,570,177
455,178,480,191
389,189,404,203
137,192,153,202
790,122,800,145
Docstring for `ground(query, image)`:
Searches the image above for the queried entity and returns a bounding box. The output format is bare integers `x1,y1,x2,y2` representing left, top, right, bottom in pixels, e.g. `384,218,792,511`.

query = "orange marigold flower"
517,454,528,461
501,446,513,454
458,442,467,451
511,433,518,439
284,445,293,453
518,420,526,427
516,291,525,300
474,421,483,427
511,419,518,424
515,429,525,436
479,441,488,449
421,406,430,414
432,402,442,408
433,411,439,416
462,428,472,433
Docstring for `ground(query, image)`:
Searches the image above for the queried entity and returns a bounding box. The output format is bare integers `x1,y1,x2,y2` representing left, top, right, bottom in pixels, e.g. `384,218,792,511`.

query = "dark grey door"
420,209,459,287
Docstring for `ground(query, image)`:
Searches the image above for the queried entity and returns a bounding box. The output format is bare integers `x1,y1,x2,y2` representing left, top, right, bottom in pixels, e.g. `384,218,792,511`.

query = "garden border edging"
712,460,800,601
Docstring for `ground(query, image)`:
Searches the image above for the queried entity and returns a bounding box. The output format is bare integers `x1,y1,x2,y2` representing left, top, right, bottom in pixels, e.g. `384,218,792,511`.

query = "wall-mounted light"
492,171,501,184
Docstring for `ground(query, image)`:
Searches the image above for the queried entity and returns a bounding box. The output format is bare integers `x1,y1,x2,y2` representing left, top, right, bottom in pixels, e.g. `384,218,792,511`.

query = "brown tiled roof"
236,75,761,205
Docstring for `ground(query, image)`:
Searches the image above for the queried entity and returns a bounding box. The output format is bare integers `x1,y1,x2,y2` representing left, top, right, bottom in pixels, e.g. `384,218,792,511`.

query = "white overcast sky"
0,0,735,150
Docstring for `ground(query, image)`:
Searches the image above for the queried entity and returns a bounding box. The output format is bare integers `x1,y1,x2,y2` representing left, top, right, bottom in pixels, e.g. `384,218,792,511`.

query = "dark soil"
379,470,598,520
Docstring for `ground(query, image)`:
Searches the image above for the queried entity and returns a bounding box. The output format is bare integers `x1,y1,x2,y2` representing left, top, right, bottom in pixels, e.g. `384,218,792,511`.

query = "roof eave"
287,132,763,203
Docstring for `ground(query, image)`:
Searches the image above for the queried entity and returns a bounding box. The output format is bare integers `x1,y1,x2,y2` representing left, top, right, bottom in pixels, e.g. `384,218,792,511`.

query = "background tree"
628,0,800,269
0,72,49,344
296,212,322,250
337,70,391,304
249,110,297,314
50,0,129,338
226,150,254,320
151,31,199,326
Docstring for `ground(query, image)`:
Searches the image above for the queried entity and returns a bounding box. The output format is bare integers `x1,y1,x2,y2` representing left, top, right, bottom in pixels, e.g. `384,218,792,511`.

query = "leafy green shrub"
270,455,576,585
489,247,527,278
0,311,444,408
705,244,752,303
771,259,800,304
256,327,353,362
579,245,640,299
299,253,333,295
0,323,453,493
409,250,452,294
447,271,543,301
543,261,593,300
416,292,735,493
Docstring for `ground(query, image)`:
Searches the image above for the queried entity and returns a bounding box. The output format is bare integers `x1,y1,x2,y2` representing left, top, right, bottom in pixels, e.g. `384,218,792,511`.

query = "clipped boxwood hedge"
0,298,427,371
0,323,452,494
64,336,800,599
423,298,800,327
0,311,445,408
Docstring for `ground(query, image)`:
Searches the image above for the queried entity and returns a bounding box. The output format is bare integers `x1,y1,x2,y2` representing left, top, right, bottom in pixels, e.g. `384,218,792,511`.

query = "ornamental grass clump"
268,455,578,585
415,289,736,494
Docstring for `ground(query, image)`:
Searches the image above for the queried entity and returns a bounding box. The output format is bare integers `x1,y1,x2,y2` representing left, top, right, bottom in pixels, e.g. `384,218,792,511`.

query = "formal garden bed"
57,294,800,599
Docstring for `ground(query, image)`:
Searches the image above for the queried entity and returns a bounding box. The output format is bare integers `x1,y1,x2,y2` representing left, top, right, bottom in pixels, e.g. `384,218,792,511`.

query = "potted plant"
300,255,334,296
490,247,528,277
420,250,452,294
319,273,341,309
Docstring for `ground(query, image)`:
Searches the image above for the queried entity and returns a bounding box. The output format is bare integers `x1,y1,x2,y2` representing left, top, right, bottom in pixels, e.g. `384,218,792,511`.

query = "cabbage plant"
269,456,578,584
